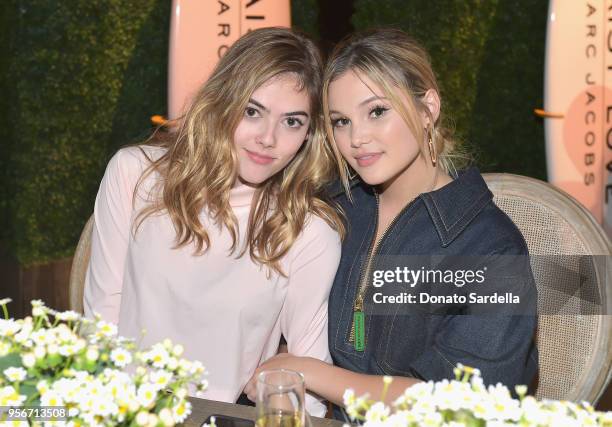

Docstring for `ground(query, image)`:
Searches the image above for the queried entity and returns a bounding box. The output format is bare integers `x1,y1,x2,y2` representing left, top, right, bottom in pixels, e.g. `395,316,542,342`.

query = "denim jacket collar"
330,167,493,248
420,167,493,247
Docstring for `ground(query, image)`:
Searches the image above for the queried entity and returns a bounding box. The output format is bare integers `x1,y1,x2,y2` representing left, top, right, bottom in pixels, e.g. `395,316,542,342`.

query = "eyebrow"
248,98,310,118
328,95,388,115
360,95,388,106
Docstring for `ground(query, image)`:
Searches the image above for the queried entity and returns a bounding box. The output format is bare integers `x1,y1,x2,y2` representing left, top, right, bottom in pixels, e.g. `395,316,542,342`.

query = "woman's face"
327,71,425,187
233,73,311,186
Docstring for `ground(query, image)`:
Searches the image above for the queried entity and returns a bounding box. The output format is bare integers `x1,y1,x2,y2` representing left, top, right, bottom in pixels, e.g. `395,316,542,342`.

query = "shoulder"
469,202,529,255
299,214,342,248
286,214,342,270
102,146,163,200
107,145,165,174
103,146,166,192
424,168,529,256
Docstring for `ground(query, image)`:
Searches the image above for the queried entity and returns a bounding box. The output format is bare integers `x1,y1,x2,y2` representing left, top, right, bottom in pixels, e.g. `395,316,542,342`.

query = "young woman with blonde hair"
83,27,344,415
245,28,538,414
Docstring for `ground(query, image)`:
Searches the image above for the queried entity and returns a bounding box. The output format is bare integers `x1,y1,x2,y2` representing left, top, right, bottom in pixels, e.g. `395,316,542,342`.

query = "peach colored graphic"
559,86,612,224
168,0,291,120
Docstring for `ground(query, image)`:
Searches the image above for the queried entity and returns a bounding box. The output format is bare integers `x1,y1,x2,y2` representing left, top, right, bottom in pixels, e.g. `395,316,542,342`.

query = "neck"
377,155,449,211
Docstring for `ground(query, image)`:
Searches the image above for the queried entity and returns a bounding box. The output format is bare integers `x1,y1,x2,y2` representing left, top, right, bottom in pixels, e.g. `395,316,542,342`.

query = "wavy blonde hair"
322,28,467,194
134,27,344,276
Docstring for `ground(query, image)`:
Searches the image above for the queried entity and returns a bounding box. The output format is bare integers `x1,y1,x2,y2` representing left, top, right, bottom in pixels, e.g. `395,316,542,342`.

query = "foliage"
0,299,208,426
351,0,548,177
2,0,169,265
343,365,612,426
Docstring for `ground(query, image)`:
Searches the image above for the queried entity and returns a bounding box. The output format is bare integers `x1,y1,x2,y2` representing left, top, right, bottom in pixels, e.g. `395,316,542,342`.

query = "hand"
243,353,308,402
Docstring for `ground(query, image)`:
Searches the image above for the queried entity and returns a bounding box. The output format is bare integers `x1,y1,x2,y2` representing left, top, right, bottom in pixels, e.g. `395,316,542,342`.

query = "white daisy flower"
92,397,119,418
136,383,158,408
85,346,99,362
0,341,12,357
0,385,26,406
110,348,133,368
159,407,175,426
149,369,173,390
172,400,191,423
55,310,80,322
40,390,64,407
32,306,45,317
21,352,35,368
0,319,20,337
47,343,59,355
34,345,46,359
147,413,160,427
4,367,26,382
166,356,179,371
95,321,118,338
148,345,170,369
135,410,150,426
343,388,356,406
36,380,50,395
364,402,390,423
172,344,184,357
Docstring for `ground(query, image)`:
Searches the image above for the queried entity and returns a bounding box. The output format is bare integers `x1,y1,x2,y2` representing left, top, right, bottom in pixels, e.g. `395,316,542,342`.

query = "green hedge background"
353,0,548,178
0,0,547,266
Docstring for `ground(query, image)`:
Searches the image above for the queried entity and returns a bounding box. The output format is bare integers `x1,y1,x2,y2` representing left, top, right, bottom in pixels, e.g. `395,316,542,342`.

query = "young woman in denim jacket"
245,28,538,409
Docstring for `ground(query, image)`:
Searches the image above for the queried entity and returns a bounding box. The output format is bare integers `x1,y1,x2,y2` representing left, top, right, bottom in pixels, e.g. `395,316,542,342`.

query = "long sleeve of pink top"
83,147,341,416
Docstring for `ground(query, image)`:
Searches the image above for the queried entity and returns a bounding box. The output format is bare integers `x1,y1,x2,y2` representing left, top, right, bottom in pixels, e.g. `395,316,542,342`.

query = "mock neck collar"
230,182,256,207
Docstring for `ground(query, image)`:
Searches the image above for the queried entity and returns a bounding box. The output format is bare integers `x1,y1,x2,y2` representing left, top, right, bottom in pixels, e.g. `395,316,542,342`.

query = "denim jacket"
328,168,538,396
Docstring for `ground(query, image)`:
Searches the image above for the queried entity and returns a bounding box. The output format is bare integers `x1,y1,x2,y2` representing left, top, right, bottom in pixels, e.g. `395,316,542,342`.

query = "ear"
420,89,441,127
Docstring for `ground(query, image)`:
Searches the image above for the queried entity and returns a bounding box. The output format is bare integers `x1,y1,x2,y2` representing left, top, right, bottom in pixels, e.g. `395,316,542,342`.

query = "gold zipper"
349,192,415,349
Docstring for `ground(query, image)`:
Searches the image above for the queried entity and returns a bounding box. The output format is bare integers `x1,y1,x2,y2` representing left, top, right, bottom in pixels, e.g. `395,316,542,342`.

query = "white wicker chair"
68,215,94,314
483,173,611,404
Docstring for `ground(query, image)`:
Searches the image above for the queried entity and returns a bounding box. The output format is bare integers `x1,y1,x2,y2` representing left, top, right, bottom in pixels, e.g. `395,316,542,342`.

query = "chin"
239,175,267,186
353,169,388,186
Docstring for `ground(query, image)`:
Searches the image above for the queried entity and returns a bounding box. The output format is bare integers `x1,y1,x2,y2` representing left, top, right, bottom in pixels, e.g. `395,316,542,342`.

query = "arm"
409,249,538,389
276,217,340,416
246,217,420,408
246,355,419,406
83,148,142,324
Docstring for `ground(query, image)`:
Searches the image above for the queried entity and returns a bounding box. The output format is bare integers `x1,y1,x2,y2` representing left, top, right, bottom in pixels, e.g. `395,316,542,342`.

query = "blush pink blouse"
83,146,341,416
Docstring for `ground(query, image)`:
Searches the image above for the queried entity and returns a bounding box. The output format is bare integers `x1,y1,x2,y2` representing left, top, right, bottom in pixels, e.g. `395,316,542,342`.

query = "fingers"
244,378,257,402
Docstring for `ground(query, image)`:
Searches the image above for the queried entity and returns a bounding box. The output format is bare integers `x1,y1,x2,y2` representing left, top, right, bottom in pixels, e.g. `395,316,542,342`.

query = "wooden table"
186,398,344,427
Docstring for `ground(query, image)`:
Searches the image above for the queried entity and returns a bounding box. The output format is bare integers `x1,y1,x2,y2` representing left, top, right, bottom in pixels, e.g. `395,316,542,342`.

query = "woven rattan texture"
492,194,598,401
69,215,93,314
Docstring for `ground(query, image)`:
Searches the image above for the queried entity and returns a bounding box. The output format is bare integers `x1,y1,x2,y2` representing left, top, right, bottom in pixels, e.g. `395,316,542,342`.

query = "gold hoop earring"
344,161,356,180
428,127,437,167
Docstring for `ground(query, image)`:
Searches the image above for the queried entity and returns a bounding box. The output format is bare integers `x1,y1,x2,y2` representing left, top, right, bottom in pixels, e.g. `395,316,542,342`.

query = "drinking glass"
256,369,305,427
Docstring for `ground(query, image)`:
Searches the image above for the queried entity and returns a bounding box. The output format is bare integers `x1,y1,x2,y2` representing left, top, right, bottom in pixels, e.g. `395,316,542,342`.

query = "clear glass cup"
256,369,305,427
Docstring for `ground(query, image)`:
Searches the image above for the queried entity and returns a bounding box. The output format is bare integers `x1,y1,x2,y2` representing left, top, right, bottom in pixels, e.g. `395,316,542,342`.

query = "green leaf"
0,352,23,371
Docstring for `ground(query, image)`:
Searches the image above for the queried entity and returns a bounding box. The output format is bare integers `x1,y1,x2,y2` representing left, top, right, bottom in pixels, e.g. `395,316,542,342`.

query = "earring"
346,163,356,180
427,126,437,167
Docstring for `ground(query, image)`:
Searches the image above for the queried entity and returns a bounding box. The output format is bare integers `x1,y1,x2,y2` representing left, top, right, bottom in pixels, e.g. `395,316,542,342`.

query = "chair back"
69,215,94,314
483,173,611,404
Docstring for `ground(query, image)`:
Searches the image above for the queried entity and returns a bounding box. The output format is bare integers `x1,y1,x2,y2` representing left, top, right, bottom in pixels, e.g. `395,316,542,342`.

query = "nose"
256,121,276,149
350,122,371,148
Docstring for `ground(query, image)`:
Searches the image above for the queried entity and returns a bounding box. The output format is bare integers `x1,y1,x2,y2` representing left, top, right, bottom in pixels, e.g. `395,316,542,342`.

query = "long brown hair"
322,28,466,194
134,27,344,276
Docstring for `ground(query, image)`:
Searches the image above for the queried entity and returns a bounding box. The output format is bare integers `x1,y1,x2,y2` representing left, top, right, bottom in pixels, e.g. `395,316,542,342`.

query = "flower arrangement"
0,299,209,426
343,365,612,427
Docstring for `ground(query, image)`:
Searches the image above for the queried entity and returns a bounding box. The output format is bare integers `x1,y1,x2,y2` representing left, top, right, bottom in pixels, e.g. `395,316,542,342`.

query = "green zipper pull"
353,294,365,352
